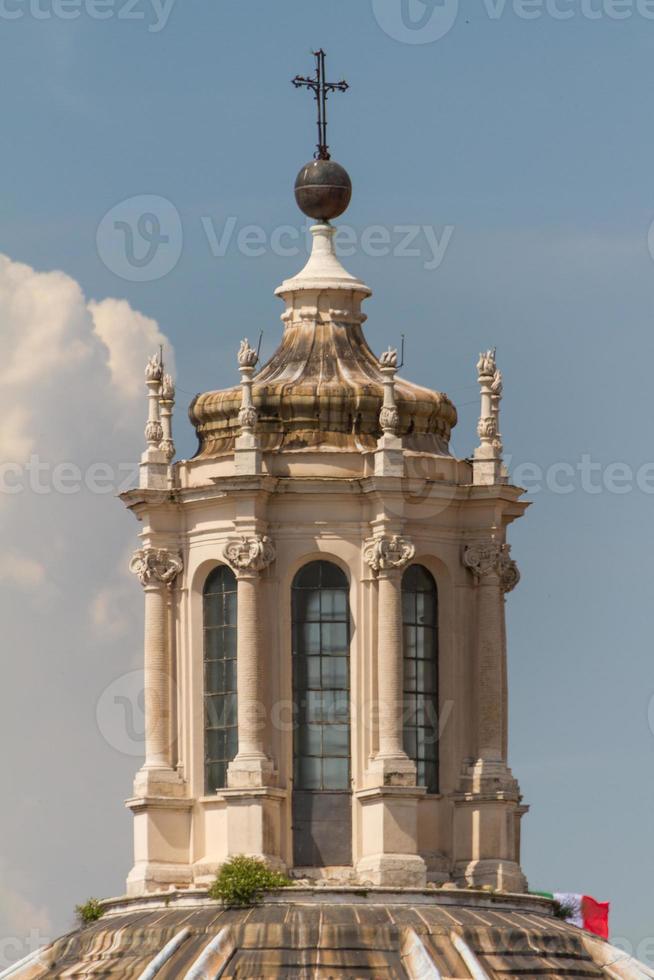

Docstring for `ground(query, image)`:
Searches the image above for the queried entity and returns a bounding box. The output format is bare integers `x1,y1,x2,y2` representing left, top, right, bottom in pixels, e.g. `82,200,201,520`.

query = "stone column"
454,538,526,893
129,547,183,793
463,540,519,764
358,533,427,886
363,534,416,780
223,534,276,787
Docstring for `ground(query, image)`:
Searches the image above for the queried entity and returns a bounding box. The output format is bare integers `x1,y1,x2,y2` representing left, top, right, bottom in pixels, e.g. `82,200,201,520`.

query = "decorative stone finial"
223,535,276,574
380,347,398,370
159,373,176,463
237,339,259,435
477,348,496,379
364,534,415,574
378,347,400,437
145,352,164,383
473,347,506,486
238,339,259,370
161,373,175,401
144,352,163,448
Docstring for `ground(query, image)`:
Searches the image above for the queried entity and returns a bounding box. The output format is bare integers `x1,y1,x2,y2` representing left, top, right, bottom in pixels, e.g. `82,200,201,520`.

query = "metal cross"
292,49,349,161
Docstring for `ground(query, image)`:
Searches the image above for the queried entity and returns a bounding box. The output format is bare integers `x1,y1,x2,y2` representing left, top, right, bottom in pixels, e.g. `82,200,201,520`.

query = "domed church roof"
11,889,653,979
189,223,457,459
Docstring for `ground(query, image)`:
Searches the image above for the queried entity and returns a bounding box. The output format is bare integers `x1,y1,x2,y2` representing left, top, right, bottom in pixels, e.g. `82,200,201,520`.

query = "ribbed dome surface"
189,223,457,460
190,318,457,458
14,891,648,979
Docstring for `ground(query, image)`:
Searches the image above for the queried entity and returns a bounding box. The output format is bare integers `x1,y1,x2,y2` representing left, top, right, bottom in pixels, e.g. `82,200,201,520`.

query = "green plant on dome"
208,855,291,908
552,899,576,921
75,898,105,924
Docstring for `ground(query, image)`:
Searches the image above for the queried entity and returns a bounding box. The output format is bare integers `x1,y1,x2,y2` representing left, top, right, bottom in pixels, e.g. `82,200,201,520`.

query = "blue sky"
1,0,653,964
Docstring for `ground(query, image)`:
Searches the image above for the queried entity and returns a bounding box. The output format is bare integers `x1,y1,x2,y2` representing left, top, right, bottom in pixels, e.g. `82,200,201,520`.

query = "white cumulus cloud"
0,253,175,954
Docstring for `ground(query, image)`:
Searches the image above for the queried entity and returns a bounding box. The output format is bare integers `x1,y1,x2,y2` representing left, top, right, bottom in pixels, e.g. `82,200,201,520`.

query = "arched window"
292,560,352,867
402,564,439,793
203,564,238,793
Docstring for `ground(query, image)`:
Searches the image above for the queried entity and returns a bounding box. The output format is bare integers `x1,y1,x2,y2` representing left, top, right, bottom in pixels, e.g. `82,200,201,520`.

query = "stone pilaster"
128,546,184,797
126,546,190,896
453,538,527,893
223,534,276,787
358,533,426,886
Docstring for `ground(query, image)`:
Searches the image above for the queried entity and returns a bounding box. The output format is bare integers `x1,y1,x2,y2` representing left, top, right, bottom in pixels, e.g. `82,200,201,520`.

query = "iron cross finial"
292,49,349,161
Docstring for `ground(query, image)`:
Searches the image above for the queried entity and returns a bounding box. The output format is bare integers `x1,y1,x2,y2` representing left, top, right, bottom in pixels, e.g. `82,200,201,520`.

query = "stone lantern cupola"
121,84,528,898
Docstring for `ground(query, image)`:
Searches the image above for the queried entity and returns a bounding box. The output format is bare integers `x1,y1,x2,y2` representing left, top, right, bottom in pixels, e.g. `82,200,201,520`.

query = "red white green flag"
541,893,610,939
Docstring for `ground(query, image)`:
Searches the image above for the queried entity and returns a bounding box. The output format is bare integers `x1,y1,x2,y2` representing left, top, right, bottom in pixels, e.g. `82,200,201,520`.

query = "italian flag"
540,893,610,939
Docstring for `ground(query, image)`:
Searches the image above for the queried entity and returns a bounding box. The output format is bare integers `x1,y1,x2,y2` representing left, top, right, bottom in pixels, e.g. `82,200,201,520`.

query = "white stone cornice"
223,534,276,574
463,541,520,594
363,534,415,574
129,547,183,588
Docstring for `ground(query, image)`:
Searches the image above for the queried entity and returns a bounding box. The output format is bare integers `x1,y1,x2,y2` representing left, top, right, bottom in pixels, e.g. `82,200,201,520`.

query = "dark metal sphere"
294,159,352,220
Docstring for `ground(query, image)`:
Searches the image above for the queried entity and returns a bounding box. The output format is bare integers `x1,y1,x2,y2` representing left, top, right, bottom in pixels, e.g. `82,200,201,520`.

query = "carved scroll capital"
364,534,415,573
463,542,520,594
130,547,183,588
223,534,276,574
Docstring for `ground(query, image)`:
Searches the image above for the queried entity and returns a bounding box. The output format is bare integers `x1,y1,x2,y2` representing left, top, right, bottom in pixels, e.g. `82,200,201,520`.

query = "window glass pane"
226,727,238,758
297,756,322,790
294,562,322,589
204,628,223,661
205,695,226,729
305,690,324,722
332,692,350,723
404,658,416,687
402,591,416,625
402,565,439,794
404,728,417,758
300,724,322,756
205,660,224,694
206,729,226,761
206,761,226,792
322,656,348,689
224,659,237,692
304,656,321,690
319,563,348,588
224,591,237,626
321,589,347,621
204,595,223,629
203,565,238,794
416,592,435,626
224,693,238,727
300,622,321,656
322,622,348,655
222,627,237,659
323,758,349,790
416,658,435,692
322,724,349,757
292,561,351,794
